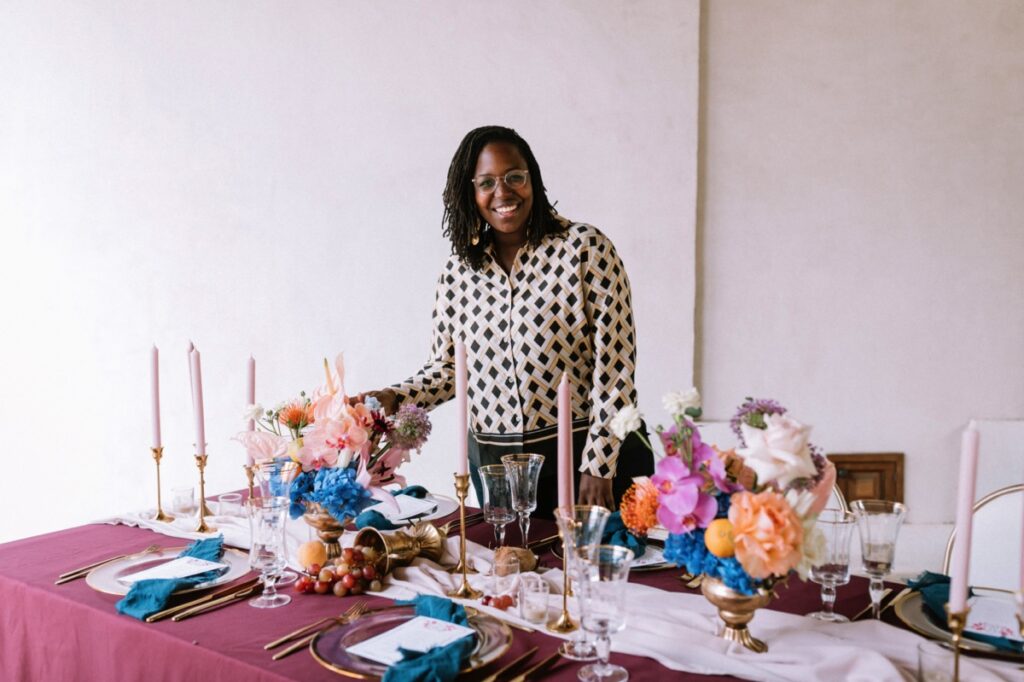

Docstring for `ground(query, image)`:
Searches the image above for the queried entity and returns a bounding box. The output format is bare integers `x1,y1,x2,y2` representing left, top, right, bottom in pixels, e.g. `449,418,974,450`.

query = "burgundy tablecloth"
0,511,900,682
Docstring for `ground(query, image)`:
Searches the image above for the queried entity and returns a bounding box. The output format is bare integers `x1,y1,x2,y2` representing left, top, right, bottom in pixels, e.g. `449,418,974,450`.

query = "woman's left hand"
577,473,615,510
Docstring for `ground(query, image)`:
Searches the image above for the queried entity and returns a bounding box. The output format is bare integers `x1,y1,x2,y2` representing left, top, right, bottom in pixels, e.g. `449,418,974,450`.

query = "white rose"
610,405,643,440
662,388,701,416
736,414,817,488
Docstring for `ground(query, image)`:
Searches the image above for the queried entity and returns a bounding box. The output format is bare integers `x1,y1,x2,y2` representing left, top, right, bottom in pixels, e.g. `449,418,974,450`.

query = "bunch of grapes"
294,545,384,597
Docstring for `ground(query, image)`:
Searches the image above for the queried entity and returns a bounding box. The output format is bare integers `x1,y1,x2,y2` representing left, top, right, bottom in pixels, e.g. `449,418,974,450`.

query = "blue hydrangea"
288,465,372,522
715,493,732,518
289,471,315,519
664,530,758,596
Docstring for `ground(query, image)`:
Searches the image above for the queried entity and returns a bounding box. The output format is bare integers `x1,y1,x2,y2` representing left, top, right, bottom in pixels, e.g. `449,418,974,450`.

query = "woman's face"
473,142,534,242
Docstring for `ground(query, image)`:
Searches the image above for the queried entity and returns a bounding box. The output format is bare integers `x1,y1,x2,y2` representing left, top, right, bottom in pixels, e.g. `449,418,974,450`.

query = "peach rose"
729,490,804,579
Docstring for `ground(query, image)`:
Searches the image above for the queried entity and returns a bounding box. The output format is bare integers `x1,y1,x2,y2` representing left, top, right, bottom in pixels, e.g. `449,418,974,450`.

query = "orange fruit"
705,518,735,558
297,540,328,570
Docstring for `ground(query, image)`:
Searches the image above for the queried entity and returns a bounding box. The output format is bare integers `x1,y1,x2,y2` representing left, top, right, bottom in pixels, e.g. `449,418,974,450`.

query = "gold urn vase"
353,522,447,576
700,576,774,653
302,502,350,560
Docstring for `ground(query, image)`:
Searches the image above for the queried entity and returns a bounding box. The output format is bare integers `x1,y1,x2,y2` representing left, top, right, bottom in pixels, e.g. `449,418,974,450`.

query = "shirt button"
506,378,514,387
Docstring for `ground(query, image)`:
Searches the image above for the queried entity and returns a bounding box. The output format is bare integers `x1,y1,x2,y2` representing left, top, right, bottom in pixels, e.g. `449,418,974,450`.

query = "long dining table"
0,499,1011,681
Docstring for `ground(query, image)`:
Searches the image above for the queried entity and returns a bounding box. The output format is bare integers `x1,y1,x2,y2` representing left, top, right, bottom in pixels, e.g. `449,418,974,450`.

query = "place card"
967,594,1023,642
632,545,667,568
346,616,475,665
365,494,437,521
118,557,228,585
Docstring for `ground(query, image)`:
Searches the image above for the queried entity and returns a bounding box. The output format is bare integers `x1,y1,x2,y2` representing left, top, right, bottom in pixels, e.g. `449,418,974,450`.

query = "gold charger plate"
892,590,1024,662
85,546,250,596
310,605,512,679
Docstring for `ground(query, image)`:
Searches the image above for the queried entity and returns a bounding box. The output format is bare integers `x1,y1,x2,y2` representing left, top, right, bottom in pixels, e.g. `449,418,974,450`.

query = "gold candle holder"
150,447,173,522
547,527,578,634
194,454,216,533
447,473,482,599
244,464,255,500
945,605,968,682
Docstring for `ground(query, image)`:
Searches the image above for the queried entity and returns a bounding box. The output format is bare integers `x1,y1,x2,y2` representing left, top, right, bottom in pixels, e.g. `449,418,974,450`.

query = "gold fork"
271,601,368,661
55,544,161,585
265,604,361,650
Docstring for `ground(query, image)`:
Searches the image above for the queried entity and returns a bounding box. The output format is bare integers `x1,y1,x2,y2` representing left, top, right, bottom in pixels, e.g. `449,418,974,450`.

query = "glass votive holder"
519,574,549,625
917,641,954,682
171,486,196,515
491,553,520,596
217,493,243,516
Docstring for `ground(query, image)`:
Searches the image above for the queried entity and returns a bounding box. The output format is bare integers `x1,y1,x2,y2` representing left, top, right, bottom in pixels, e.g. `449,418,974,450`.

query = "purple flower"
651,456,718,534
389,404,432,451
730,397,787,447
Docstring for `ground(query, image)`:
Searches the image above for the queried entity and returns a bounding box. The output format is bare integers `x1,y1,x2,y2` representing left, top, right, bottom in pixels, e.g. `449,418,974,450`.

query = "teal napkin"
603,511,647,559
355,486,432,530
382,595,474,682
908,571,1023,653
116,536,225,620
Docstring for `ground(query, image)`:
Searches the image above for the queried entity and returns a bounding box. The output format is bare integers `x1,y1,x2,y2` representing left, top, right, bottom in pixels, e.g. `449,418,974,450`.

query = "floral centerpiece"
234,355,431,555
614,391,835,652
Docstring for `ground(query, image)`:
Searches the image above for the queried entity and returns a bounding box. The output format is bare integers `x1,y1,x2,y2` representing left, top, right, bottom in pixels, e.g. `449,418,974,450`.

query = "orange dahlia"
620,478,660,536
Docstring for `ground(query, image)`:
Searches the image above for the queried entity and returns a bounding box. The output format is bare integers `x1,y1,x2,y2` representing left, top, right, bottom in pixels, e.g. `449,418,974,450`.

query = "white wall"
0,1,699,543
699,0,1024,538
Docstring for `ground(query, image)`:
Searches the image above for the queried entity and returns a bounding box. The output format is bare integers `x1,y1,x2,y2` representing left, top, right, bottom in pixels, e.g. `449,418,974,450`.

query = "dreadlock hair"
442,125,564,270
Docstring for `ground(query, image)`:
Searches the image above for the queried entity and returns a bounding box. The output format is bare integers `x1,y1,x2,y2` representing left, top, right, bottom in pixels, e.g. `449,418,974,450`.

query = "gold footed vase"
303,503,350,560
701,577,773,653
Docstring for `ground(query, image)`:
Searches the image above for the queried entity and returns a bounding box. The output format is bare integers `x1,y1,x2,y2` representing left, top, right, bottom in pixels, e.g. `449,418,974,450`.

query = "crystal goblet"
479,464,516,548
555,505,611,661
247,496,291,609
807,509,855,622
576,544,634,682
852,499,907,619
501,453,544,548
254,459,301,586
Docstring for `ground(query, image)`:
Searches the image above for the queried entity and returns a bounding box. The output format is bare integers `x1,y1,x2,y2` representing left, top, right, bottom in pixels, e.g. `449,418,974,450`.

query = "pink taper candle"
455,341,468,476
150,345,161,449
949,420,980,613
190,349,206,456
557,372,573,511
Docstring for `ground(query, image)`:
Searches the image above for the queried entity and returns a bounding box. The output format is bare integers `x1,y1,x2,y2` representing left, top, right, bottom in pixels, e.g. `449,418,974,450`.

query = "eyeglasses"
471,169,530,194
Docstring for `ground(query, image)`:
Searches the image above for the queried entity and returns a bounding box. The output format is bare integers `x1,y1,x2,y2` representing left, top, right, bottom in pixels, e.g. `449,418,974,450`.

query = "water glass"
577,544,634,682
479,464,516,548
171,486,196,515
808,509,855,622
254,459,301,585
491,553,520,596
852,499,907,619
555,505,612,661
216,493,243,517
519,574,550,625
247,496,291,609
501,453,545,547
916,641,954,682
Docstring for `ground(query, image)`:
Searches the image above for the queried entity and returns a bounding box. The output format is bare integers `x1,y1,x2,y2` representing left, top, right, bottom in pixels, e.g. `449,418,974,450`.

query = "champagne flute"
501,453,544,547
577,544,634,682
478,464,516,548
852,499,907,619
247,496,291,609
807,509,855,622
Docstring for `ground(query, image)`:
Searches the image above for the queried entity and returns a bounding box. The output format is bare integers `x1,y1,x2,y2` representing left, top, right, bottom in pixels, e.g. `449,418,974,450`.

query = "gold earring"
471,221,483,246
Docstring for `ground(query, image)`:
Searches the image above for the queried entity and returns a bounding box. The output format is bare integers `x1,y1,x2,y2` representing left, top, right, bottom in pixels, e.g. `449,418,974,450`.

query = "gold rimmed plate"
552,538,671,572
310,605,512,679
85,546,250,596
892,589,1024,661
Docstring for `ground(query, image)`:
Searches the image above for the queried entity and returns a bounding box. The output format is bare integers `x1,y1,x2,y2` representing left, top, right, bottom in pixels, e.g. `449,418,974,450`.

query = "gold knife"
508,650,560,682
850,587,892,621
479,646,538,682
146,577,260,623
171,583,261,621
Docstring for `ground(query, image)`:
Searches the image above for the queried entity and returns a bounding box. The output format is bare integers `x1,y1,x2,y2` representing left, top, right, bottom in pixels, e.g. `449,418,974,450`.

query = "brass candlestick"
244,464,255,499
194,454,215,533
150,447,173,522
447,473,482,599
945,605,968,682
547,527,578,634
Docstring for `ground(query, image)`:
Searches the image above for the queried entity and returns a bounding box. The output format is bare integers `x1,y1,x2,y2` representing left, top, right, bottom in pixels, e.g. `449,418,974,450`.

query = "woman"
366,125,652,517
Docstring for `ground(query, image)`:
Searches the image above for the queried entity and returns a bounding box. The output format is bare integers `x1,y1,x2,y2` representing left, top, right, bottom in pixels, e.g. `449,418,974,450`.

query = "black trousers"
467,423,654,519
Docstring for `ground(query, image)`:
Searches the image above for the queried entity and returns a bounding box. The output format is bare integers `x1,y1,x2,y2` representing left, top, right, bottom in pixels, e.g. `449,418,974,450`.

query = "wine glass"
851,499,907,619
254,459,300,586
555,505,611,661
501,453,544,547
247,496,291,609
576,544,634,682
807,509,855,622
478,464,516,548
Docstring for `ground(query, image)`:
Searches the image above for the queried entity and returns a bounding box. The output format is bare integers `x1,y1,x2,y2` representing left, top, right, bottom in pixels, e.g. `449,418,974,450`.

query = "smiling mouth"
492,203,520,218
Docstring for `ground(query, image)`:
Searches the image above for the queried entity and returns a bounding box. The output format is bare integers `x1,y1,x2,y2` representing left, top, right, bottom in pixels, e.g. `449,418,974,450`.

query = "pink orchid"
651,455,718,534
231,431,288,464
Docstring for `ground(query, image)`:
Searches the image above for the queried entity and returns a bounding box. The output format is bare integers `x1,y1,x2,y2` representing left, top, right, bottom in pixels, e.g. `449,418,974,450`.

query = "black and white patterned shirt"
392,221,637,478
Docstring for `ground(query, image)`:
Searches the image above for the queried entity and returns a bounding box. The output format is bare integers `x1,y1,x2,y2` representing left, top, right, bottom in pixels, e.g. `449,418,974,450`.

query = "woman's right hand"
352,389,399,415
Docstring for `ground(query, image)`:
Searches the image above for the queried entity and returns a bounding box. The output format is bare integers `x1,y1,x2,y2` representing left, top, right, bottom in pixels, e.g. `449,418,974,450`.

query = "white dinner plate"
386,493,458,526
85,546,250,596
893,589,1023,661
